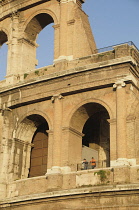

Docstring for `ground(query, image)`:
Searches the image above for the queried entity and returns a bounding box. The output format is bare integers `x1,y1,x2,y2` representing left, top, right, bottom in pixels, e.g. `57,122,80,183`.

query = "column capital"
113,80,126,90
12,138,33,147
11,11,20,19
51,94,63,103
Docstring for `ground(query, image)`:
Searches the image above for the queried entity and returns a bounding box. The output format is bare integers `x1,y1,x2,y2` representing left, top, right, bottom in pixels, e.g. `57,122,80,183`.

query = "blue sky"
0,0,139,81
83,0,139,49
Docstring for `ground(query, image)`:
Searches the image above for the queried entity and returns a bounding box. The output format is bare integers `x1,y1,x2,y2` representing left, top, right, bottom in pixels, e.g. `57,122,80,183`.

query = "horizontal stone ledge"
0,56,136,94
1,183,139,206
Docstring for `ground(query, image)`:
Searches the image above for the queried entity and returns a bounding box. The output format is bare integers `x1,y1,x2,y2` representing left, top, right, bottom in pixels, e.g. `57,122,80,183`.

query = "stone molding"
18,38,37,47
126,115,136,123
53,24,60,29
0,0,14,6
60,0,84,3
67,19,75,25
12,138,33,147
107,118,116,124
62,126,84,137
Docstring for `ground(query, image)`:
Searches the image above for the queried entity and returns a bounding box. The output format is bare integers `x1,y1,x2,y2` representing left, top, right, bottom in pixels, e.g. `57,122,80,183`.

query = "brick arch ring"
12,110,52,142
22,8,59,32
67,98,114,129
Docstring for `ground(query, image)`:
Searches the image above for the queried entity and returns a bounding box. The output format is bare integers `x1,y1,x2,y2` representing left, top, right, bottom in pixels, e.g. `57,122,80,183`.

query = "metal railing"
77,160,107,171
94,41,139,54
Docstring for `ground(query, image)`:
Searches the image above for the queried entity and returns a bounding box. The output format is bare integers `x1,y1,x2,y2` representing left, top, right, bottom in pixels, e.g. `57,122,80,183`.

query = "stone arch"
0,29,8,46
12,113,50,179
0,29,8,79
69,98,112,132
14,110,52,142
68,100,111,169
23,10,57,42
23,9,58,30
19,10,57,72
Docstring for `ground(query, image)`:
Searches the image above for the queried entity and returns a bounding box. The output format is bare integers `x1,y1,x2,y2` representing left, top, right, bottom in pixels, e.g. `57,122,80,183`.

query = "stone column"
0,113,10,182
67,19,75,59
50,94,63,173
46,130,54,173
7,12,20,80
113,80,128,165
126,115,136,166
59,0,68,59
21,141,33,179
53,24,60,60
61,127,83,172
108,119,117,166
0,112,7,199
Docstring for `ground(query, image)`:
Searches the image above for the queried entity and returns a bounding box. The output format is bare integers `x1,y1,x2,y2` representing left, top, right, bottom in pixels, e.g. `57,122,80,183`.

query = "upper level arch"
0,30,8,46
23,10,58,42
0,0,96,82
0,29,8,80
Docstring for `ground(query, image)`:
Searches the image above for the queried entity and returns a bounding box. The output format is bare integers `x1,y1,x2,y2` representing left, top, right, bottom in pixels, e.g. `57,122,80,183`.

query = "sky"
83,0,139,49
0,0,139,81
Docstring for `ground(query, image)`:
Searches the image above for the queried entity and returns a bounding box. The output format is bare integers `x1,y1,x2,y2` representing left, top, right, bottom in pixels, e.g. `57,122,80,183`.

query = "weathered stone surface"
0,0,139,209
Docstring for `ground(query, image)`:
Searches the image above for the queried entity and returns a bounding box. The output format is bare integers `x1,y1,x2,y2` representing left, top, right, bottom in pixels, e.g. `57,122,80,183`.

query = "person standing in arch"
82,158,88,170
90,157,96,169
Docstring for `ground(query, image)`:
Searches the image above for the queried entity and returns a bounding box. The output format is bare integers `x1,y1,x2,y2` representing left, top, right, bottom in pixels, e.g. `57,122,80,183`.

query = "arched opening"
27,115,49,178
29,122,49,178
70,103,110,170
24,13,54,70
0,31,8,80
82,107,110,168
36,23,54,67
15,114,49,179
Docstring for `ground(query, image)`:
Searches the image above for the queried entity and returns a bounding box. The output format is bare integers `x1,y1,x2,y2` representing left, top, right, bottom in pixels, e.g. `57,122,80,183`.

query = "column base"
54,55,73,63
47,166,71,174
61,166,71,174
111,158,136,167
5,74,18,85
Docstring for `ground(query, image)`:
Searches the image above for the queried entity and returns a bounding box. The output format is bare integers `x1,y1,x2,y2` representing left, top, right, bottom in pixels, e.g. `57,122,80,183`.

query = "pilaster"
50,94,63,173
107,119,117,164
61,127,83,171
7,12,20,77
112,80,128,166
126,115,136,166
46,130,54,172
